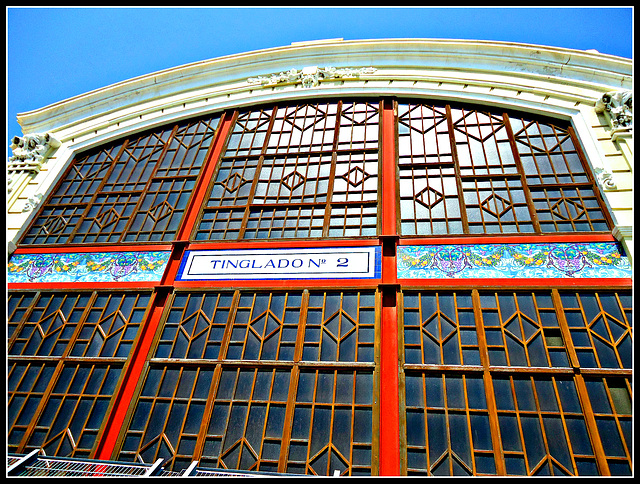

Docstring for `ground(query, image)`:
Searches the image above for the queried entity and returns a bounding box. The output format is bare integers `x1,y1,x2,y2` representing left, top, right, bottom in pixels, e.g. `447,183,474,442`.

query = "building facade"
7,39,633,476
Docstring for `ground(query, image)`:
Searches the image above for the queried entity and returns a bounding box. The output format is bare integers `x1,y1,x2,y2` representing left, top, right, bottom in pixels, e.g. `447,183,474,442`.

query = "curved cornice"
16,38,632,138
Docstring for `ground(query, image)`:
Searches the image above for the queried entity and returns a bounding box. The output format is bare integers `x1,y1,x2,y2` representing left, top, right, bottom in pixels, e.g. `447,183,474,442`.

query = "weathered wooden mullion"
445,104,471,234
502,112,543,233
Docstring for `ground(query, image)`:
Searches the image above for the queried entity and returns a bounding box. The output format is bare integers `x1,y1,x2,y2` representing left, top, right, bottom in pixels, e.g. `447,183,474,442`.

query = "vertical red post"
379,98,400,475
176,112,235,242
94,289,169,460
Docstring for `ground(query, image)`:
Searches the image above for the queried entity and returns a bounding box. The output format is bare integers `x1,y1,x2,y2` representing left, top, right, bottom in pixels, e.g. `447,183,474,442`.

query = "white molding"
15,39,631,141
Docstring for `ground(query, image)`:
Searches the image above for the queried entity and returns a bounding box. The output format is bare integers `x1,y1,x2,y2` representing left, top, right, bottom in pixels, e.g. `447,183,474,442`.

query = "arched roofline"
16,38,631,141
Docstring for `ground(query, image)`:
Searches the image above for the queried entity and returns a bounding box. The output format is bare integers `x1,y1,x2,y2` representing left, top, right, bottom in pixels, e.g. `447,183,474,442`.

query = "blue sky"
6,7,633,155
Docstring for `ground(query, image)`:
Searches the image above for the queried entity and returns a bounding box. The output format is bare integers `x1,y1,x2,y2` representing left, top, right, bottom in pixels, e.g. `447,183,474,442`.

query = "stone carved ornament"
248,65,377,88
8,132,61,170
595,89,633,129
8,132,61,212
592,90,632,191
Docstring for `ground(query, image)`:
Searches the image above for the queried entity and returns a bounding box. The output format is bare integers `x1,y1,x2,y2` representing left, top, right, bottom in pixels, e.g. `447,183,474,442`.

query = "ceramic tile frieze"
8,250,171,283
397,242,631,279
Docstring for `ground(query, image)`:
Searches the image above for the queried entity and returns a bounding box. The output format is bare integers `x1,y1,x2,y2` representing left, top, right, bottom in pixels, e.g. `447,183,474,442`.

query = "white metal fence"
7,450,318,477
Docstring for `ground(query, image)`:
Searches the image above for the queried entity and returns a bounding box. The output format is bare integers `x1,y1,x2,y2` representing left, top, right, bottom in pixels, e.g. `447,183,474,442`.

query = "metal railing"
7,450,332,477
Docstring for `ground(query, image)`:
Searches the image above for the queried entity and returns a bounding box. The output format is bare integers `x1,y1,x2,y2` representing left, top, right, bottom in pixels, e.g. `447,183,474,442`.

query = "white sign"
176,247,381,281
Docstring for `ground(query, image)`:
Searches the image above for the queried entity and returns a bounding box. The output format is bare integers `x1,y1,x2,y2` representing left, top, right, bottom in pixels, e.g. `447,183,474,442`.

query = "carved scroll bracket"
593,166,617,191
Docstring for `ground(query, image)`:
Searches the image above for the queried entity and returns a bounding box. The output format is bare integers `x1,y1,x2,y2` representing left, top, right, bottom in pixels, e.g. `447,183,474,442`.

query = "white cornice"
15,38,632,139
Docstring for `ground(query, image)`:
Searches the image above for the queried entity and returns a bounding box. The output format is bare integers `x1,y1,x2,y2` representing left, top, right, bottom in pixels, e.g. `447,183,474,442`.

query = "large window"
18,99,613,248
400,289,632,476
116,290,378,475
19,116,220,245
397,103,610,235
194,101,380,241
7,291,153,457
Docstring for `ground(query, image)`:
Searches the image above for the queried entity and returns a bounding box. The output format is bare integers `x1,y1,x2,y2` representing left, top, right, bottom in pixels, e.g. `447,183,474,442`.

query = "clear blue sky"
6,7,633,155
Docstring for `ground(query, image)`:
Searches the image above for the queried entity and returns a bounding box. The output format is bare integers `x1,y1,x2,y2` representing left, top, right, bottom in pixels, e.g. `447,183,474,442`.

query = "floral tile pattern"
397,242,631,279
8,251,171,283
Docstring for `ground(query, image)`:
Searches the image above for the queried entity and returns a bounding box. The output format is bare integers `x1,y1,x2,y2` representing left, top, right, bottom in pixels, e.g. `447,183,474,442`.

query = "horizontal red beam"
186,238,382,251
8,281,160,291
11,244,172,255
173,278,382,290
399,233,616,246
397,277,632,288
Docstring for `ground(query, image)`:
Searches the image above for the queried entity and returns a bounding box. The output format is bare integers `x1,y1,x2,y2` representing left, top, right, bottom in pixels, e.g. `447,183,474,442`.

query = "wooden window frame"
397,285,632,476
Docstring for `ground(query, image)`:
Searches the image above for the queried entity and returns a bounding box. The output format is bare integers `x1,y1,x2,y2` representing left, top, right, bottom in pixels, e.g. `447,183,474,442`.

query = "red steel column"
94,288,169,460
379,98,400,476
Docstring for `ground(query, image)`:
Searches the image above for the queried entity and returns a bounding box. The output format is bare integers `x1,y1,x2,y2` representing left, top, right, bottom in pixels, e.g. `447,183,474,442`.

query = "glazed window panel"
397,102,610,236
244,206,326,240
21,205,87,245
123,177,198,242
332,152,379,203
8,291,152,359
7,361,58,453
254,154,332,205
201,367,291,473
155,292,235,360
584,376,632,475
206,157,259,207
9,292,93,357
101,129,173,192
194,208,245,240
226,109,273,157
530,186,609,232
7,292,38,340
287,368,375,476
19,116,220,246
267,102,339,153
397,103,452,163
45,143,124,206
336,101,380,150
155,117,221,177
71,193,142,244
404,372,495,476
450,108,518,176
195,101,380,241
327,204,378,238
119,365,217,472
303,291,377,363
462,178,535,234
492,374,598,476
402,292,481,366
479,291,570,368
559,291,632,369
24,363,122,459
226,292,304,361
509,117,591,186
70,292,152,358
399,165,463,236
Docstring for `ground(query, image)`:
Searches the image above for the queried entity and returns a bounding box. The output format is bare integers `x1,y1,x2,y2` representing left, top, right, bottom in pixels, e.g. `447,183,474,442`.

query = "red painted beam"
94,289,169,460
378,98,401,476
175,112,235,242
379,301,400,475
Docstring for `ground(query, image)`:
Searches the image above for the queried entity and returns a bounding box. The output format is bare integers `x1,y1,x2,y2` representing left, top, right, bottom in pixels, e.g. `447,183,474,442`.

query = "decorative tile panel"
8,250,171,283
397,242,631,279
